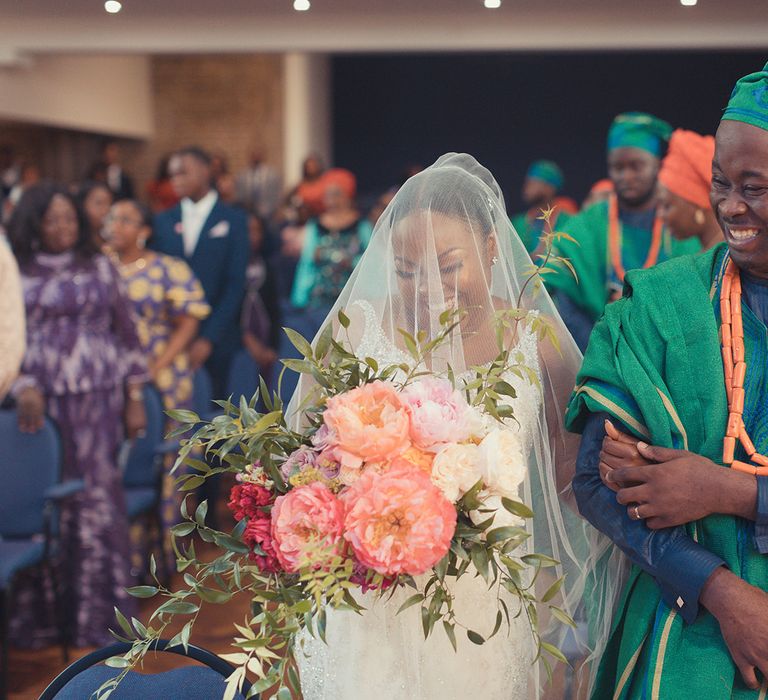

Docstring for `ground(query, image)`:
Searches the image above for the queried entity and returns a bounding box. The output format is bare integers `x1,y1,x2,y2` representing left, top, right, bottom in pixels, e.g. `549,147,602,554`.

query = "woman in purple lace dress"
8,183,148,648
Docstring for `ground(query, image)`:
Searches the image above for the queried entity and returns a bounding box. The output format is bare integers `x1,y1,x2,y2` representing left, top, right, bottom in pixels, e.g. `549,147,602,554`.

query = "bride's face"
393,211,497,331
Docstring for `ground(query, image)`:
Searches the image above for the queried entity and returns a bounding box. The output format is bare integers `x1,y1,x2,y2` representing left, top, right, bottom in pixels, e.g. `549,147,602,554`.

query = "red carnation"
228,483,273,522
243,515,281,573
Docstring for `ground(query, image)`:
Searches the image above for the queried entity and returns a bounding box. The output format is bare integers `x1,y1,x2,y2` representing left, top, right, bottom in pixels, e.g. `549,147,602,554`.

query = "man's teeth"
730,228,760,241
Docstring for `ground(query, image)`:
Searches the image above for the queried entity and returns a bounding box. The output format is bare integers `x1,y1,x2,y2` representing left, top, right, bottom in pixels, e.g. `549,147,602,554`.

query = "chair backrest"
122,386,164,489
226,349,261,406
192,367,214,418
39,640,254,700
0,411,61,538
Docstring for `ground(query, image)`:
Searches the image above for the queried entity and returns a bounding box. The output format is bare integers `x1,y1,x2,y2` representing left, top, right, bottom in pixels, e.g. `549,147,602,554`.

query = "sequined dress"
296,301,538,700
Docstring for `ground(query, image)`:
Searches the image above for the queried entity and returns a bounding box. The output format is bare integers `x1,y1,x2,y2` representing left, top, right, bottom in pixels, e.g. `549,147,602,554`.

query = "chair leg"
46,559,69,664
1,587,9,700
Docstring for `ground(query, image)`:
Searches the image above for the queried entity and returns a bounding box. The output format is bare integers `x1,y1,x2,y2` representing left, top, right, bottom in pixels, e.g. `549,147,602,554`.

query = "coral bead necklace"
608,193,664,284
720,258,768,474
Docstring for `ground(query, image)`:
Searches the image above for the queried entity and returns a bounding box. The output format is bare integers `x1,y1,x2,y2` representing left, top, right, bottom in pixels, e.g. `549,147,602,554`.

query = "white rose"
479,427,526,498
431,443,483,503
469,493,525,529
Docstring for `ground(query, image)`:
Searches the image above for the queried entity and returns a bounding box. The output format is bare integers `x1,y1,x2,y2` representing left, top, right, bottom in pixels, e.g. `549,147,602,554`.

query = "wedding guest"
570,62,768,698
102,140,135,201
510,160,578,254
290,153,326,219
658,129,723,251
146,154,180,213
78,180,114,249
291,182,372,335
108,199,210,570
0,233,25,402
8,183,147,647
211,151,237,204
241,214,280,383
152,146,249,396
235,144,282,220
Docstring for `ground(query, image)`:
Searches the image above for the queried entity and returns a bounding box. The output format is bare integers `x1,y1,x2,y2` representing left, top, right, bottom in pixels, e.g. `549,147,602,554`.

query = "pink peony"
228,483,273,522
342,465,456,577
322,381,411,483
271,482,346,572
400,377,478,452
243,515,281,573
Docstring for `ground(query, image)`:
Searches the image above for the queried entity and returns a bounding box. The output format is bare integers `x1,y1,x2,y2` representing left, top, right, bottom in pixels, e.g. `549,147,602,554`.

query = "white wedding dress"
296,301,540,700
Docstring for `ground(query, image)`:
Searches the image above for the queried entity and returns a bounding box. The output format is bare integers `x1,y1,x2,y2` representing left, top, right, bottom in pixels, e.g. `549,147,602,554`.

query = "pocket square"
210,221,230,238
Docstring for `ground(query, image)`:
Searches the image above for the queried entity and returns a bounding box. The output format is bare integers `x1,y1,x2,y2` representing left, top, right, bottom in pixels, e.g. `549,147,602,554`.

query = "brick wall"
1,54,285,201
124,54,285,200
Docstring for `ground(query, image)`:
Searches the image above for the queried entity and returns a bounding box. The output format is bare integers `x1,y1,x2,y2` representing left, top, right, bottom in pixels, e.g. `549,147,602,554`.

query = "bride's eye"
395,268,416,280
440,263,462,276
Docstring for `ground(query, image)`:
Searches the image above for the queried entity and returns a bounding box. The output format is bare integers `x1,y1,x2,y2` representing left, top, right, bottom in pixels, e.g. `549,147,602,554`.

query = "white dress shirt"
180,190,218,257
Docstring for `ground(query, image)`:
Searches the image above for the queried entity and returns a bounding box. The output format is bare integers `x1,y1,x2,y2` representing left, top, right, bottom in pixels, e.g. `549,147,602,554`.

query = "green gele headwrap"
607,112,673,157
721,61,768,131
525,160,563,191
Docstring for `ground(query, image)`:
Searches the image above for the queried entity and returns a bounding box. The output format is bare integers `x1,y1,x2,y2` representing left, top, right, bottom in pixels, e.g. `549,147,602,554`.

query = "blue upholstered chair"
38,639,255,699
0,411,83,700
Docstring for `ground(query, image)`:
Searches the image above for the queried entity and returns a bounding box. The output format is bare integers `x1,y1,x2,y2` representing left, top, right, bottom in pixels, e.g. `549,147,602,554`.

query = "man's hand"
188,337,213,370
17,387,45,433
702,567,768,690
612,443,741,529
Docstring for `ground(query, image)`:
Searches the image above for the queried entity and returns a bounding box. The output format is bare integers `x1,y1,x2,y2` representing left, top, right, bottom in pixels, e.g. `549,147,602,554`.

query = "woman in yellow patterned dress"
107,199,210,573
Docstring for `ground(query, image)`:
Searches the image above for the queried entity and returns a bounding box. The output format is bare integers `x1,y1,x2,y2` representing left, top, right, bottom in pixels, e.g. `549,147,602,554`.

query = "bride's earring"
491,256,499,265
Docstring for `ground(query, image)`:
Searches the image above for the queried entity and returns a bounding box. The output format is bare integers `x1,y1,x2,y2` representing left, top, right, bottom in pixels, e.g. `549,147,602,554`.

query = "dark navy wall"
331,51,766,212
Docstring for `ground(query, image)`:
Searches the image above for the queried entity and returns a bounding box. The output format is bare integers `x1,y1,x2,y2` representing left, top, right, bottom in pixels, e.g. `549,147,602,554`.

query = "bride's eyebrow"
437,247,462,260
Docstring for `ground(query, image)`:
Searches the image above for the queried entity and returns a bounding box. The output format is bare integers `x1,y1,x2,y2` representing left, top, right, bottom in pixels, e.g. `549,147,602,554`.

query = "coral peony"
401,377,479,452
228,482,273,522
243,515,281,573
479,428,526,498
343,466,456,577
271,482,346,572
430,443,483,503
322,380,411,483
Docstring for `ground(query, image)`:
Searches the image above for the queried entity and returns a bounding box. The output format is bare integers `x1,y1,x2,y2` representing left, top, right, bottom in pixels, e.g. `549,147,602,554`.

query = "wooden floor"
7,507,254,699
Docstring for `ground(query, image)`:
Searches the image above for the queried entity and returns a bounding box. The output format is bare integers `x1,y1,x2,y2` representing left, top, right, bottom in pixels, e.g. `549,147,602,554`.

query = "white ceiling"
1,0,767,57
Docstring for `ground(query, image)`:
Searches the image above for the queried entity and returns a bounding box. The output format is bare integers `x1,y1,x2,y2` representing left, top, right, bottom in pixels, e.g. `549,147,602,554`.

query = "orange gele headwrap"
658,129,715,210
588,179,614,195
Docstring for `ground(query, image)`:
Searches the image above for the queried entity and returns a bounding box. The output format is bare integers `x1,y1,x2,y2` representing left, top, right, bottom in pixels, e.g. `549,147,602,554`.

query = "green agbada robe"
567,244,768,699
544,200,700,321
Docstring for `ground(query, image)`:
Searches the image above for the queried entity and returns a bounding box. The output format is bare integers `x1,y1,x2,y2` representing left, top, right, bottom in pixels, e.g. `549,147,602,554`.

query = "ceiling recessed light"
104,0,122,13
680,0,697,6
484,0,502,8
293,0,310,10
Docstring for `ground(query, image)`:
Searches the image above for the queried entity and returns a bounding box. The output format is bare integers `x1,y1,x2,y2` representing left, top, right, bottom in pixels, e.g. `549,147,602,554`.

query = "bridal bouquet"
103,213,576,700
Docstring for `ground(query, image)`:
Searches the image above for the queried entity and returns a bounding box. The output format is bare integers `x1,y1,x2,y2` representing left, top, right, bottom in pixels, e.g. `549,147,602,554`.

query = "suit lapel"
191,200,224,262
162,206,185,258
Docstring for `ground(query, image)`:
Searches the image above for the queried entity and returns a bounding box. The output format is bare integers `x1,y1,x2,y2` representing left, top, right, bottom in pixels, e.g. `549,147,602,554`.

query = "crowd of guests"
0,107,722,653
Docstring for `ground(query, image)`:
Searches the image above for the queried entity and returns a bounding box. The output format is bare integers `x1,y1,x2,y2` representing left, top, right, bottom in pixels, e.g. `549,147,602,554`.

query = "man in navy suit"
152,146,249,397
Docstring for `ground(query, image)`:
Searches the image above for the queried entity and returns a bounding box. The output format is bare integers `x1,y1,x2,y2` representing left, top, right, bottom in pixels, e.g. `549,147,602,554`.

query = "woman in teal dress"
107,199,210,573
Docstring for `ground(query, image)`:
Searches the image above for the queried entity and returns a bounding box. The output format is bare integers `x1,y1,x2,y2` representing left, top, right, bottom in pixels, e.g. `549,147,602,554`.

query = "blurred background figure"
236,143,282,221
510,159,578,255
145,154,180,213
2,162,42,224
100,140,135,201
291,180,372,337
108,198,210,572
78,180,114,250
211,151,237,204
288,153,326,220
7,183,147,648
0,231,25,403
241,214,281,385
658,129,722,251
582,178,614,209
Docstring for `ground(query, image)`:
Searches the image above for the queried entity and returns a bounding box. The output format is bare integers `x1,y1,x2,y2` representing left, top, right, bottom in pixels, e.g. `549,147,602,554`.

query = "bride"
288,154,623,699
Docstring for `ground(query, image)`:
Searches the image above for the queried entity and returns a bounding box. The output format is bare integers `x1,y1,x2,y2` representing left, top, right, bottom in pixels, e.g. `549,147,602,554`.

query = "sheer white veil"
287,153,626,696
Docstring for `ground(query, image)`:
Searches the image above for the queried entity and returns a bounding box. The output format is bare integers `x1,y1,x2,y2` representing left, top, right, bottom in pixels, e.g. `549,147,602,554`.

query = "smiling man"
544,112,700,350
569,63,768,698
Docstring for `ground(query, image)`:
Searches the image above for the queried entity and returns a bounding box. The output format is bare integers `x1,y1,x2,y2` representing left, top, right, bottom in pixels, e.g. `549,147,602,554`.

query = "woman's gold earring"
694,209,706,226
